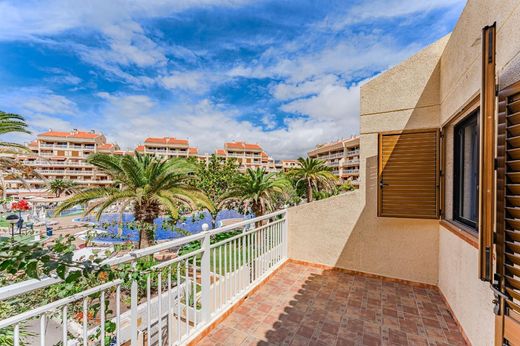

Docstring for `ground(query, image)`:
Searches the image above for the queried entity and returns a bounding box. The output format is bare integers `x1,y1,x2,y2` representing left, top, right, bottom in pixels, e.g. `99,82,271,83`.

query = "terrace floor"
197,261,468,346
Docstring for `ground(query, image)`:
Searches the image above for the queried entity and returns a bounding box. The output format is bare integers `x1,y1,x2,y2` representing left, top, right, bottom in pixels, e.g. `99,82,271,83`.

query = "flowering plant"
11,199,31,212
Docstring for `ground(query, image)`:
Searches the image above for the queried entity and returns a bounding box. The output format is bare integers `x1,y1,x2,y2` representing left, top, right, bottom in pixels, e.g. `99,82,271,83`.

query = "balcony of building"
0,200,470,346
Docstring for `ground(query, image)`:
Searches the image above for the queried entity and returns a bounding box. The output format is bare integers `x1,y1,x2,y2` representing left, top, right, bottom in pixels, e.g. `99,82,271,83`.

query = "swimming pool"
75,209,250,243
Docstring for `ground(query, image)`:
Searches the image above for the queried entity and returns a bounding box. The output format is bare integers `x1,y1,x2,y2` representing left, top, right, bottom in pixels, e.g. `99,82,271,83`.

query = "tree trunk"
252,202,265,227
134,201,160,249
306,180,313,203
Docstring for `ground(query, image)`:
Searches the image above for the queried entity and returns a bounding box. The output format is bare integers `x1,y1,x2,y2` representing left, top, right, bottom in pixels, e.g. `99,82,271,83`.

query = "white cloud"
261,114,277,130
0,0,251,84
0,0,251,41
93,92,358,159
271,74,341,101
281,84,360,121
22,95,78,116
318,0,466,30
161,71,210,93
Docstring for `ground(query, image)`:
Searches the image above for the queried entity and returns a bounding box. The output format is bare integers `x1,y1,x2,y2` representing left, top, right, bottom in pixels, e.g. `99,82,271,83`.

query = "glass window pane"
454,110,479,229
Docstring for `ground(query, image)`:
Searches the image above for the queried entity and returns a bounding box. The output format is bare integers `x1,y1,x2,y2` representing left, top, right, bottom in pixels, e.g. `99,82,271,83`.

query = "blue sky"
0,0,465,158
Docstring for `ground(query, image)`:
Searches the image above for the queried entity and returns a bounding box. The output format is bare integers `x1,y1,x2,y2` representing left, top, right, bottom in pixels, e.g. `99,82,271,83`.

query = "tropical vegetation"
46,179,79,197
288,157,338,203
0,111,36,199
192,154,241,207
54,152,213,248
218,167,292,217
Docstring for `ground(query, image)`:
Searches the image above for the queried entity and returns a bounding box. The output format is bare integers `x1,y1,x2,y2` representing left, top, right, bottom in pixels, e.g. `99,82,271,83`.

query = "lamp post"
6,214,19,238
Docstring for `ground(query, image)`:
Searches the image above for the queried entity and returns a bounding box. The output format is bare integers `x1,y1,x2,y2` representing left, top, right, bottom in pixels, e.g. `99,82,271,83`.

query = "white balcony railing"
0,210,288,346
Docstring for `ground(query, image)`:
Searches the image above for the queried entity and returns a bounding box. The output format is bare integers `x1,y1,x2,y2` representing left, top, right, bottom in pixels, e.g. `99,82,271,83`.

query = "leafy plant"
218,168,291,217
192,155,241,207
287,157,338,203
46,179,79,198
54,152,214,248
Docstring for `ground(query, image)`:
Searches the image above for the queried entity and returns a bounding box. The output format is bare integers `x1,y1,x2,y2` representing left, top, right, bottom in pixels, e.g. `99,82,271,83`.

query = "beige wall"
288,1,520,342
438,226,494,346
436,2,520,344
440,0,520,123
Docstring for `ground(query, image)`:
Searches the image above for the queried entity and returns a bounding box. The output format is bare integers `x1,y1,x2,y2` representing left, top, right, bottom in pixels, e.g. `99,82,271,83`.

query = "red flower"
11,200,30,212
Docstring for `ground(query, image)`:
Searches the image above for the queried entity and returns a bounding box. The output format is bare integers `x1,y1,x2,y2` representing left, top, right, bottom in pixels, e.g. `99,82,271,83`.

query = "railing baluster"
147,274,151,346
82,298,88,346
235,238,238,295
192,256,197,327
168,267,172,346
116,284,121,346
130,262,138,346
184,259,189,337
100,290,106,345
201,232,211,323
14,323,19,346
158,271,163,346
176,264,181,344
212,247,217,314
219,245,222,309
62,306,67,346
224,242,228,303
40,313,46,346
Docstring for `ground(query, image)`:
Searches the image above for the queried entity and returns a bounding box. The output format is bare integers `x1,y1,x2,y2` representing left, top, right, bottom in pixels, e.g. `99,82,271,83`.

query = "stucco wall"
438,225,494,346
435,2,520,344
440,0,520,123
287,129,440,285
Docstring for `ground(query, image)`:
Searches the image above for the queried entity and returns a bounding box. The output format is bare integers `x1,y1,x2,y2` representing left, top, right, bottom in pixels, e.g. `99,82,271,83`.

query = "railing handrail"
104,209,285,265
0,209,287,300
0,279,122,329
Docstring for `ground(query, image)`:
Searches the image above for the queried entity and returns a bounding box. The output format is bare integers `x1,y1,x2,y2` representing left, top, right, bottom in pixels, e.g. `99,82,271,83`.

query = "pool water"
76,209,249,243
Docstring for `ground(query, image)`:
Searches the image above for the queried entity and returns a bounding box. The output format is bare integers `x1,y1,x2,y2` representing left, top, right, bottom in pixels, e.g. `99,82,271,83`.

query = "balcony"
198,262,465,345
0,203,469,345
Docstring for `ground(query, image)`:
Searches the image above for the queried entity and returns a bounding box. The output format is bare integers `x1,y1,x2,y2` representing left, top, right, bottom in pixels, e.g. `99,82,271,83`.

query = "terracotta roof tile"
144,137,189,145
224,141,262,150
39,130,101,139
98,143,115,150
188,147,198,154
215,149,226,155
135,145,145,152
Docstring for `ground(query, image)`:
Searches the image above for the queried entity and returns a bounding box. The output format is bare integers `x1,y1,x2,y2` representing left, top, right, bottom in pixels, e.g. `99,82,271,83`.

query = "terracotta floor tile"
196,263,468,346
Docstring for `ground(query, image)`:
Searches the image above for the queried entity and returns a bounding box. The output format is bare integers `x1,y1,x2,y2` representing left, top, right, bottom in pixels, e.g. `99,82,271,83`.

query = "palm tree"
55,152,213,248
219,168,291,217
288,157,338,203
47,179,78,198
0,111,33,199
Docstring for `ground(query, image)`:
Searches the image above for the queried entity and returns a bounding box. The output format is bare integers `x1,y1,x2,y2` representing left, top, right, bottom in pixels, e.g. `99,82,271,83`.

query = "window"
453,110,479,229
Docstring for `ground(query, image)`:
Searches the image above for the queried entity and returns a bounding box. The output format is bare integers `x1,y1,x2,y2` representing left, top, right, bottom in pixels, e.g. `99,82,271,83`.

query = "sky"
0,0,465,159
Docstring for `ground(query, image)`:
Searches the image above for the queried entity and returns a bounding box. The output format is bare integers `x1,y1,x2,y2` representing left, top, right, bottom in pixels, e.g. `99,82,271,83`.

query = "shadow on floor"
199,261,467,346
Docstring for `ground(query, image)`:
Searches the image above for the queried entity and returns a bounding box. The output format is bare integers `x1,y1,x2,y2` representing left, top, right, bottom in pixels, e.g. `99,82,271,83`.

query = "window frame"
452,109,480,231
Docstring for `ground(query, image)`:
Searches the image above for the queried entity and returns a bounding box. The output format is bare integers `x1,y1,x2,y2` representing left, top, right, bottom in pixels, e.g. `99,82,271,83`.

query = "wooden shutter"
378,129,440,219
496,80,520,333
479,22,496,281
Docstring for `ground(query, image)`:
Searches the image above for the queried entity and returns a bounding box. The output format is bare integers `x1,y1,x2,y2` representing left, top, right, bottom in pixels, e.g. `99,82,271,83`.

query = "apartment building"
308,136,360,185
5,130,119,197
214,141,266,171
135,137,198,159
275,159,299,172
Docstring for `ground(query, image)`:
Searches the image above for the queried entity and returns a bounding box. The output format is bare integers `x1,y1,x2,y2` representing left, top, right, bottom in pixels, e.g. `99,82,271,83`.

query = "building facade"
135,137,199,159
5,130,120,196
308,136,360,185
214,141,269,171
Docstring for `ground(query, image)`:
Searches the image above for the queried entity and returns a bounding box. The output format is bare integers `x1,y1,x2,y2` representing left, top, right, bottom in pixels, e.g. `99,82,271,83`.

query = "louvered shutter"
378,130,440,219
479,23,496,281
498,82,520,314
